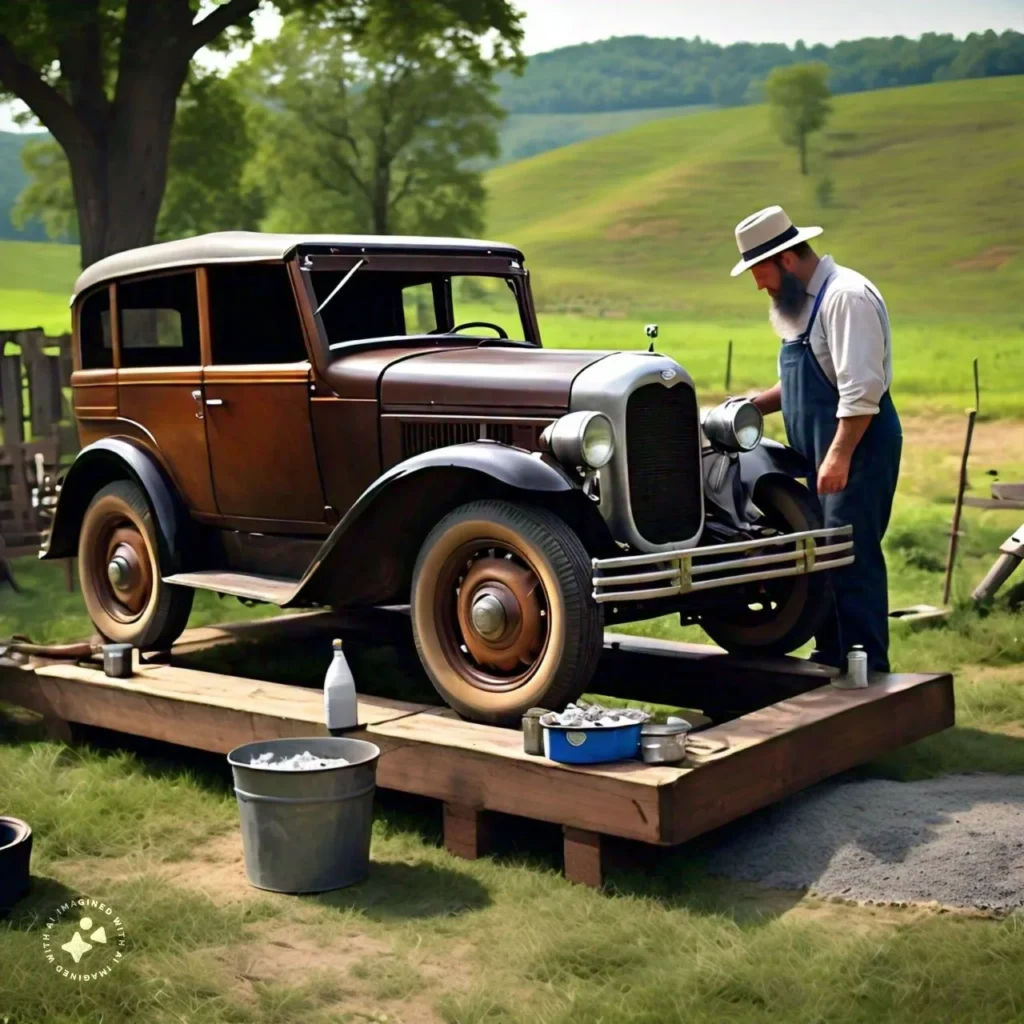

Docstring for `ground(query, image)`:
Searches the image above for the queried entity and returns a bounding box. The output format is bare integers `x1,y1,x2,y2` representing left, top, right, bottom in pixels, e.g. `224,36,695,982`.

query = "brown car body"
43,232,854,723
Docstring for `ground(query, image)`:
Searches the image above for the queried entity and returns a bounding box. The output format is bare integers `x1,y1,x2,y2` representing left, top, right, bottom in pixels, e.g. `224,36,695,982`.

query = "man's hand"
817,449,851,494
817,414,874,495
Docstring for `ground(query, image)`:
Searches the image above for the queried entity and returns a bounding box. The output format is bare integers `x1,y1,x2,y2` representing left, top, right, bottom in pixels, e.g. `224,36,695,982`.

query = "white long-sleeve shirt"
777,254,893,418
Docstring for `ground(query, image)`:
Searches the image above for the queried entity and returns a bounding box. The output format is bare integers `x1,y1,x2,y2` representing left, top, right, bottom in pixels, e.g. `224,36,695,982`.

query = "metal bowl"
639,721,691,764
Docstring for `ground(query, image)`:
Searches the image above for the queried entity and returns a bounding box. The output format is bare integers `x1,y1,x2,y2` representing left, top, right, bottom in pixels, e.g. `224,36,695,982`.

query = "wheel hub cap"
107,555,132,590
471,593,507,639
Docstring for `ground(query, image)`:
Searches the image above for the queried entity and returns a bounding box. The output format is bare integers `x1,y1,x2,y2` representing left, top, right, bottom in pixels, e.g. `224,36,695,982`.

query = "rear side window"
79,287,113,369
207,264,307,364
117,272,200,368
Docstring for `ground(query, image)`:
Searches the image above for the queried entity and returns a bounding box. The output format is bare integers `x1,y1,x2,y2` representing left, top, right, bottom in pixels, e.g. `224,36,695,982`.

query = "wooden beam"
563,827,603,887
443,803,493,861
659,672,955,845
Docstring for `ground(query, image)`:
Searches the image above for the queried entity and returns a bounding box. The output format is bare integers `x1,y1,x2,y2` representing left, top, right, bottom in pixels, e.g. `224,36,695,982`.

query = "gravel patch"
707,774,1024,911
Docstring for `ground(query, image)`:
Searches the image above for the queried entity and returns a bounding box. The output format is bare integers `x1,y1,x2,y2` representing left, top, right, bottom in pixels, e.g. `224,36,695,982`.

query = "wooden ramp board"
0,642,954,886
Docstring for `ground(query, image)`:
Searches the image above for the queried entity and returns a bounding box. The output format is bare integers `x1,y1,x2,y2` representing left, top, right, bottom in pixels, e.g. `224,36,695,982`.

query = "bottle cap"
332,638,343,649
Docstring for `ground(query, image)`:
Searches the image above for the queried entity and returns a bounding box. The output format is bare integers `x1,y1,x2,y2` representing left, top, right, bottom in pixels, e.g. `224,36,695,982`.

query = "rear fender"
40,438,191,573
290,442,611,607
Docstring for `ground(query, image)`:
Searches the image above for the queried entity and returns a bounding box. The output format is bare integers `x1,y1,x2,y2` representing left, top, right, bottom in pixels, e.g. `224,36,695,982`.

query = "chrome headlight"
701,398,763,453
541,411,615,469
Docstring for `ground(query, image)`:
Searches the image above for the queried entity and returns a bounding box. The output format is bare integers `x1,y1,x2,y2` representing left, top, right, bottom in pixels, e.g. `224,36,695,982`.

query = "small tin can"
522,708,548,756
847,646,869,687
102,643,134,679
833,645,869,689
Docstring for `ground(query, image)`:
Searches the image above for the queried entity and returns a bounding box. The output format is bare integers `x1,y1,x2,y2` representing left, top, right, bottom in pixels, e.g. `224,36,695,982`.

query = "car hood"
380,347,614,411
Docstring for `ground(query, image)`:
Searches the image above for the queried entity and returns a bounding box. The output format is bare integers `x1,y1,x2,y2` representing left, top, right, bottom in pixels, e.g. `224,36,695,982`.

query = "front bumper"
591,525,854,604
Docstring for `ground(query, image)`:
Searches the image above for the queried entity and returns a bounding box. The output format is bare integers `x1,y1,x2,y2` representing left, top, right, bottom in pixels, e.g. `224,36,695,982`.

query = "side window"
402,283,437,334
79,287,113,369
118,272,200,368
208,264,307,364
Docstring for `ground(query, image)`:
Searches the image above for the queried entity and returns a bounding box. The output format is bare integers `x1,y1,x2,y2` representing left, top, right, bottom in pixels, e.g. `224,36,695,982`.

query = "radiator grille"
625,382,702,544
401,420,513,458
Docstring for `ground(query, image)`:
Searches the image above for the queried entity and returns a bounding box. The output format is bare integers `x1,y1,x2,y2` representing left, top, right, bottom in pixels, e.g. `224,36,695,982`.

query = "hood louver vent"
401,420,514,458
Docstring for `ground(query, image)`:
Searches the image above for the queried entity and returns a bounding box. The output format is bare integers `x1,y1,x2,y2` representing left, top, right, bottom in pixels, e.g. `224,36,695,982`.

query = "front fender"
703,439,813,529
290,442,608,607
40,438,191,573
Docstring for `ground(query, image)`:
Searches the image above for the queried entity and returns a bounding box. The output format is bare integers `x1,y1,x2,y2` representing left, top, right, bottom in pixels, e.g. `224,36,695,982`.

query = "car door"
115,270,217,514
201,263,326,526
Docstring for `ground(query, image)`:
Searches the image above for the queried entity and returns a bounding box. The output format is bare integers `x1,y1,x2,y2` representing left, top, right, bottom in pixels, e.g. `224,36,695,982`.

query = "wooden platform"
0,613,955,887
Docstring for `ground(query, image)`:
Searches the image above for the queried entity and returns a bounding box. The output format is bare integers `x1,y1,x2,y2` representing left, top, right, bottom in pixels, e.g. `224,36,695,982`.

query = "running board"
162,570,301,605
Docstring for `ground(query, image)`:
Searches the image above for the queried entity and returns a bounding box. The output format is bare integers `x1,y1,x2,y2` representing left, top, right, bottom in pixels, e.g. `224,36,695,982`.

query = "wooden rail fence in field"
1,328,78,584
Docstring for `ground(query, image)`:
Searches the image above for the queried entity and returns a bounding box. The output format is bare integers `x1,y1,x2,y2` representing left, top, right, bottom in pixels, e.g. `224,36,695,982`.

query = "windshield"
311,270,532,349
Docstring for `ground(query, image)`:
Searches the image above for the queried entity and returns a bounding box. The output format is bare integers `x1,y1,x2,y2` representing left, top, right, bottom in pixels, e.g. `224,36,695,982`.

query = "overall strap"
797,272,835,346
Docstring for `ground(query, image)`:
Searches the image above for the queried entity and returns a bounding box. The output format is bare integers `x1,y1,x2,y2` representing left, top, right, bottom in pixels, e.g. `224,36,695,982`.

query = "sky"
2,0,1023,131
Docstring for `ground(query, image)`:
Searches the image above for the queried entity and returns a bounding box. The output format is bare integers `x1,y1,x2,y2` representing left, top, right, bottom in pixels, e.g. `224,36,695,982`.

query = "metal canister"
847,646,869,687
639,720,691,764
102,643,133,679
522,708,548,756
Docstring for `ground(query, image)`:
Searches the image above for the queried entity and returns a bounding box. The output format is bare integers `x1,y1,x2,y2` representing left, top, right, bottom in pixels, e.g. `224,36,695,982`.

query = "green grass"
493,105,713,166
486,76,1024,321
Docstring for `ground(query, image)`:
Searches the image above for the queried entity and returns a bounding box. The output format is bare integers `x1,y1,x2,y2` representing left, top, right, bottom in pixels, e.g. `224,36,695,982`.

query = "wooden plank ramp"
0,615,955,887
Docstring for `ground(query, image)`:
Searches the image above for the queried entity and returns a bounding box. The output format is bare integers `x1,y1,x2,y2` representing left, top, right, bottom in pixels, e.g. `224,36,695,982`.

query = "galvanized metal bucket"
226,737,380,894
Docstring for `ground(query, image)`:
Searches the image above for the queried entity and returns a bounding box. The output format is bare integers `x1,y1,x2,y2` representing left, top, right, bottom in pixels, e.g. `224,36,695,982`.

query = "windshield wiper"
314,258,365,316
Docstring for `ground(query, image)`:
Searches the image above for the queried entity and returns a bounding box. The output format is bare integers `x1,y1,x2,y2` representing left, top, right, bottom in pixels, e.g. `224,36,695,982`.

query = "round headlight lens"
580,413,614,468
733,401,764,451
545,411,615,469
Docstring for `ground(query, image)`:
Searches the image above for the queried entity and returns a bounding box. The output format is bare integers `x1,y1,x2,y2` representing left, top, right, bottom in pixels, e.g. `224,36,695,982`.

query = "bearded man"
731,205,902,674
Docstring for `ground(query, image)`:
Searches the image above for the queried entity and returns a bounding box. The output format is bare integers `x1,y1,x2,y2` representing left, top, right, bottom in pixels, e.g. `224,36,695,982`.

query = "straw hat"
730,205,823,277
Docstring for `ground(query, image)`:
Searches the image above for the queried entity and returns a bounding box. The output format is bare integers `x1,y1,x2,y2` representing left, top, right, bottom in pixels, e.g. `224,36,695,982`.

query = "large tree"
13,71,264,243
0,0,523,267
246,11,511,236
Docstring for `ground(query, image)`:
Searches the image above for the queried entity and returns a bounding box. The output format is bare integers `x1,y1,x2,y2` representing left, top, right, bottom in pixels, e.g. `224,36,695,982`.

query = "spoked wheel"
699,478,833,655
78,480,193,650
411,500,603,725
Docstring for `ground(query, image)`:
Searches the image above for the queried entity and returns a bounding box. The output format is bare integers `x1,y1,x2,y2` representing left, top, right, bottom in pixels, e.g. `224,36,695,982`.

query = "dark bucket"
0,816,33,916
226,737,380,894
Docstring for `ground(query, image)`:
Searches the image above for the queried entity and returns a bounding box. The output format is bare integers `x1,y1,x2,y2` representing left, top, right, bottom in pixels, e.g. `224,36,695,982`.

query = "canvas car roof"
70,230,524,303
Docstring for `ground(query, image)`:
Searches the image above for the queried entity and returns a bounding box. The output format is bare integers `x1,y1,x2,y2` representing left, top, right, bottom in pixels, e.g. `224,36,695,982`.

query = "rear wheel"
699,477,832,655
78,480,193,650
410,499,603,725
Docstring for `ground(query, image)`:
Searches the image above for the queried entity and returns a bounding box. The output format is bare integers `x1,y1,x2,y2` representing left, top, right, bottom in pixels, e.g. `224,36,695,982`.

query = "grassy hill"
486,76,1024,322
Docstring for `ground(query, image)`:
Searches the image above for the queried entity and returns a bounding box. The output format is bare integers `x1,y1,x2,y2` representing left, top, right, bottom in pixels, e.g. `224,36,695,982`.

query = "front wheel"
699,477,832,656
410,499,604,725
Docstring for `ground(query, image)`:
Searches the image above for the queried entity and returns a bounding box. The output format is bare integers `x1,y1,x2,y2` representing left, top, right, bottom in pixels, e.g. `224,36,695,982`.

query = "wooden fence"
1,329,78,585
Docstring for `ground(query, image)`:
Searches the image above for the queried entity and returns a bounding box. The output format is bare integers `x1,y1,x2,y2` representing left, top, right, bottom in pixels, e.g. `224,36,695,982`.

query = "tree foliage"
497,31,1024,115
12,72,263,243
0,0,523,265
765,63,832,175
244,10,513,236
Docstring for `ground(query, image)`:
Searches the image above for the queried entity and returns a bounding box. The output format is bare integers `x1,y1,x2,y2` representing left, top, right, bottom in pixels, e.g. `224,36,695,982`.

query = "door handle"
205,398,224,407
191,389,204,420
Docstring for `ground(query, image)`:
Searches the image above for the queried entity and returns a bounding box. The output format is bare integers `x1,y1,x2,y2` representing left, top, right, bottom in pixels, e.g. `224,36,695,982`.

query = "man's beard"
767,270,808,339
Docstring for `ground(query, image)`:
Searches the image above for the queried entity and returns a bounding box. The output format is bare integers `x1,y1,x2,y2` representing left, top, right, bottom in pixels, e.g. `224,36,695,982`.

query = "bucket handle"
234,783,376,806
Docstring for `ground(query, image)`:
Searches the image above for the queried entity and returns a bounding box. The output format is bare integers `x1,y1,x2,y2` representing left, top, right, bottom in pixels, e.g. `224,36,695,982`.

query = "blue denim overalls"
779,275,902,672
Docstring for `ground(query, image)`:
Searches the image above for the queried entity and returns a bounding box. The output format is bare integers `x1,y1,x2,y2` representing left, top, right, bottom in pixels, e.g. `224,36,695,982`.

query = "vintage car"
42,231,853,724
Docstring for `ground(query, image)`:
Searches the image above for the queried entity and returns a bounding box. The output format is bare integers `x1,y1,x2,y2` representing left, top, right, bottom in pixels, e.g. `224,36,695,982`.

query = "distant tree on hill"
244,12,510,236
765,63,832,176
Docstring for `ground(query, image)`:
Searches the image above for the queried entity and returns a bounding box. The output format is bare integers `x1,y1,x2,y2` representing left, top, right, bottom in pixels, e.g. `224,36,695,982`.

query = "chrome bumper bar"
591,525,854,604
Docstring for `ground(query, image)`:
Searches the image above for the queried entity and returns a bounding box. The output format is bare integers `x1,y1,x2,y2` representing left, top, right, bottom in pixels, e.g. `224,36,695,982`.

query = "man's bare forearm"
830,415,872,457
753,381,782,415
